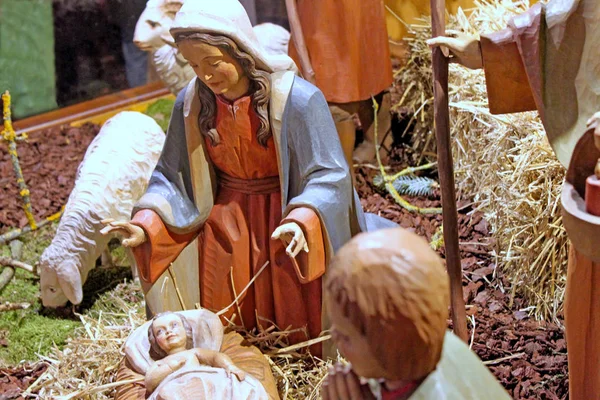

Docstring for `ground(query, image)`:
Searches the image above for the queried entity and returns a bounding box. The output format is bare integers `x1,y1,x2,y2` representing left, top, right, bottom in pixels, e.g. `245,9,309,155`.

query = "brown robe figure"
286,0,394,164
428,1,600,398
320,228,510,399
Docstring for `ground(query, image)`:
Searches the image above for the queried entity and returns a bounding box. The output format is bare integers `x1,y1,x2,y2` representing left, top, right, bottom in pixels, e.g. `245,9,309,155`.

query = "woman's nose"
204,74,213,81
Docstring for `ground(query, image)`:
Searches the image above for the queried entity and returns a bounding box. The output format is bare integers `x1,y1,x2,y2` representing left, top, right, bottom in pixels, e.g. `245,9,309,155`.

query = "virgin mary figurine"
103,0,394,356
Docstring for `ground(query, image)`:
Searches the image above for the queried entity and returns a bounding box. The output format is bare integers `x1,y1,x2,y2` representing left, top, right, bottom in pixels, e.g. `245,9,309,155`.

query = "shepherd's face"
326,294,388,379
178,40,250,99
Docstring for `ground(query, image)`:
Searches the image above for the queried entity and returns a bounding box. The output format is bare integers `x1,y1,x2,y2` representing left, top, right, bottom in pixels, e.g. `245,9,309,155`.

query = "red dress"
132,95,324,351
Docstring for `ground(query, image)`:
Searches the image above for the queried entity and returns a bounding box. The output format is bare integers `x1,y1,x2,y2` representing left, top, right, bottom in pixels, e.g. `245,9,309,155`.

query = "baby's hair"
325,228,450,381
148,312,194,360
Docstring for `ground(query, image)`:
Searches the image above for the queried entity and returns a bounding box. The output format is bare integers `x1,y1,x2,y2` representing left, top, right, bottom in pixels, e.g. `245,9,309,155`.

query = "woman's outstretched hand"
587,111,600,150
100,219,147,247
426,30,483,70
271,222,308,258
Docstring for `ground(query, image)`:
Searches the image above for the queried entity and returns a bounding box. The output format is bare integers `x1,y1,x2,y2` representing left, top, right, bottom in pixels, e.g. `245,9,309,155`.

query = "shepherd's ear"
57,263,83,305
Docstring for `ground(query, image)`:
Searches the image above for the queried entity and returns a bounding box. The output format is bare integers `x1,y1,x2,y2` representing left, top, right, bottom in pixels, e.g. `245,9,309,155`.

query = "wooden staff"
429,0,468,342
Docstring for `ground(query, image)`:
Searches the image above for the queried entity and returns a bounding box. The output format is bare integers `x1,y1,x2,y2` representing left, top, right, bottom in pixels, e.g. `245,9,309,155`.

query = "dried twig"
0,302,31,312
0,240,24,291
483,352,526,366
0,267,14,291
0,256,35,274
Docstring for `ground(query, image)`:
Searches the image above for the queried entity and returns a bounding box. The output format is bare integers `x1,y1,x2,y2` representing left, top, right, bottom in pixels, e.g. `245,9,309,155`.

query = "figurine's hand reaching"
426,30,483,70
587,112,600,150
100,219,147,247
226,365,246,381
321,363,375,400
271,222,308,258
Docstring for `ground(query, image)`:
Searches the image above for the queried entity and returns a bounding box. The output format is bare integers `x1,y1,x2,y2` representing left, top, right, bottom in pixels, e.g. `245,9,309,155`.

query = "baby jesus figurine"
145,312,246,395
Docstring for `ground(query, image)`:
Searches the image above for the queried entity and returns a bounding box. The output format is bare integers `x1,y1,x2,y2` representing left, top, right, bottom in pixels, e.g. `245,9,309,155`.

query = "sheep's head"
133,0,184,52
39,253,83,308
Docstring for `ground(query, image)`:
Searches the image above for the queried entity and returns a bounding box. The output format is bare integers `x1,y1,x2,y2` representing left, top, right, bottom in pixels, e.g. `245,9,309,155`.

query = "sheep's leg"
101,248,113,268
124,247,140,283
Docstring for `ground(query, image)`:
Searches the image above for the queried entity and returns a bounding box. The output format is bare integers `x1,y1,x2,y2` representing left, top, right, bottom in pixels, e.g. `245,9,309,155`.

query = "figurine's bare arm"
145,356,186,394
194,349,246,381
427,30,483,70
285,0,316,84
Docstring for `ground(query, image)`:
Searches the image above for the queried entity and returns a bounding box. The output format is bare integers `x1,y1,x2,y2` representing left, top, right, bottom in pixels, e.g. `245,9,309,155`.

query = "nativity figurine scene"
0,0,593,399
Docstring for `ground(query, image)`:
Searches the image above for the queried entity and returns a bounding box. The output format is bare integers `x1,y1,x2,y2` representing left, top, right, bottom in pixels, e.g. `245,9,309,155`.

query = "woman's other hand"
100,219,147,247
271,222,309,258
587,111,600,150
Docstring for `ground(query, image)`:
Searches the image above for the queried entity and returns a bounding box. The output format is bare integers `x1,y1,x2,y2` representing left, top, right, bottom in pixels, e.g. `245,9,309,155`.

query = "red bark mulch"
355,151,568,400
0,363,48,400
0,123,99,233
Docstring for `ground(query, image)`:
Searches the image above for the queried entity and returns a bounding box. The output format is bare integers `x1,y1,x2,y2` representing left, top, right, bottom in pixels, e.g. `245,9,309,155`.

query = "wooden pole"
429,0,468,342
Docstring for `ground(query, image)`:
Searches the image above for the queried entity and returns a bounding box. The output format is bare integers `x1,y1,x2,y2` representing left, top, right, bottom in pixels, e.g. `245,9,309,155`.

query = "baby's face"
152,314,187,354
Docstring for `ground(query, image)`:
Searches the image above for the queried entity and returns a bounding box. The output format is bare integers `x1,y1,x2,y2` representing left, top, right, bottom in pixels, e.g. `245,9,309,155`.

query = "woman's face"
178,40,250,100
152,313,187,355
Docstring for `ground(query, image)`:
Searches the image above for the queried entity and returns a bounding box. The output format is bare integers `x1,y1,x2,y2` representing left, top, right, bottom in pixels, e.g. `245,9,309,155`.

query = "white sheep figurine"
134,0,291,95
39,112,165,308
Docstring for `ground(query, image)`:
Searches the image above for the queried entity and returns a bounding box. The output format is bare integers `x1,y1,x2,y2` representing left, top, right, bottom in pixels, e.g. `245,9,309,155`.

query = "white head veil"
170,0,297,73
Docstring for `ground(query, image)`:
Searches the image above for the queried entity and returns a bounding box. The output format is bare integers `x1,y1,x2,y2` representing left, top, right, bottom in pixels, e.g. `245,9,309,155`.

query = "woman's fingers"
121,237,137,248
286,236,298,257
270,225,285,240
272,223,308,258
445,29,463,37
426,36,462,51
587,112,600,129
99,225,125,236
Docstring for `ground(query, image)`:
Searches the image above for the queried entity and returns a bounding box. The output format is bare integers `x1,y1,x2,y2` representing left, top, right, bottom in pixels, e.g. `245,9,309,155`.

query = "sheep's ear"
160,30,176,46
57,263,83,305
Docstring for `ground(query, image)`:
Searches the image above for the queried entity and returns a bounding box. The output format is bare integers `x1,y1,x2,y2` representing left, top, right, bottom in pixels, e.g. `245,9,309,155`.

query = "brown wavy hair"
325,228,450,381
174,32,272,147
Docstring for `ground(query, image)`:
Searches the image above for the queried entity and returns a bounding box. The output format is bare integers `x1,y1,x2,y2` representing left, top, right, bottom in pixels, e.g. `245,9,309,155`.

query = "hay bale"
396,0,567,321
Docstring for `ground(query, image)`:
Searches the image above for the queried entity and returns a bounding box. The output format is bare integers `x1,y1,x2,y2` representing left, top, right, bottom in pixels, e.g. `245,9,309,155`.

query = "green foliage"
373,175,438,197
145,98,175,132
